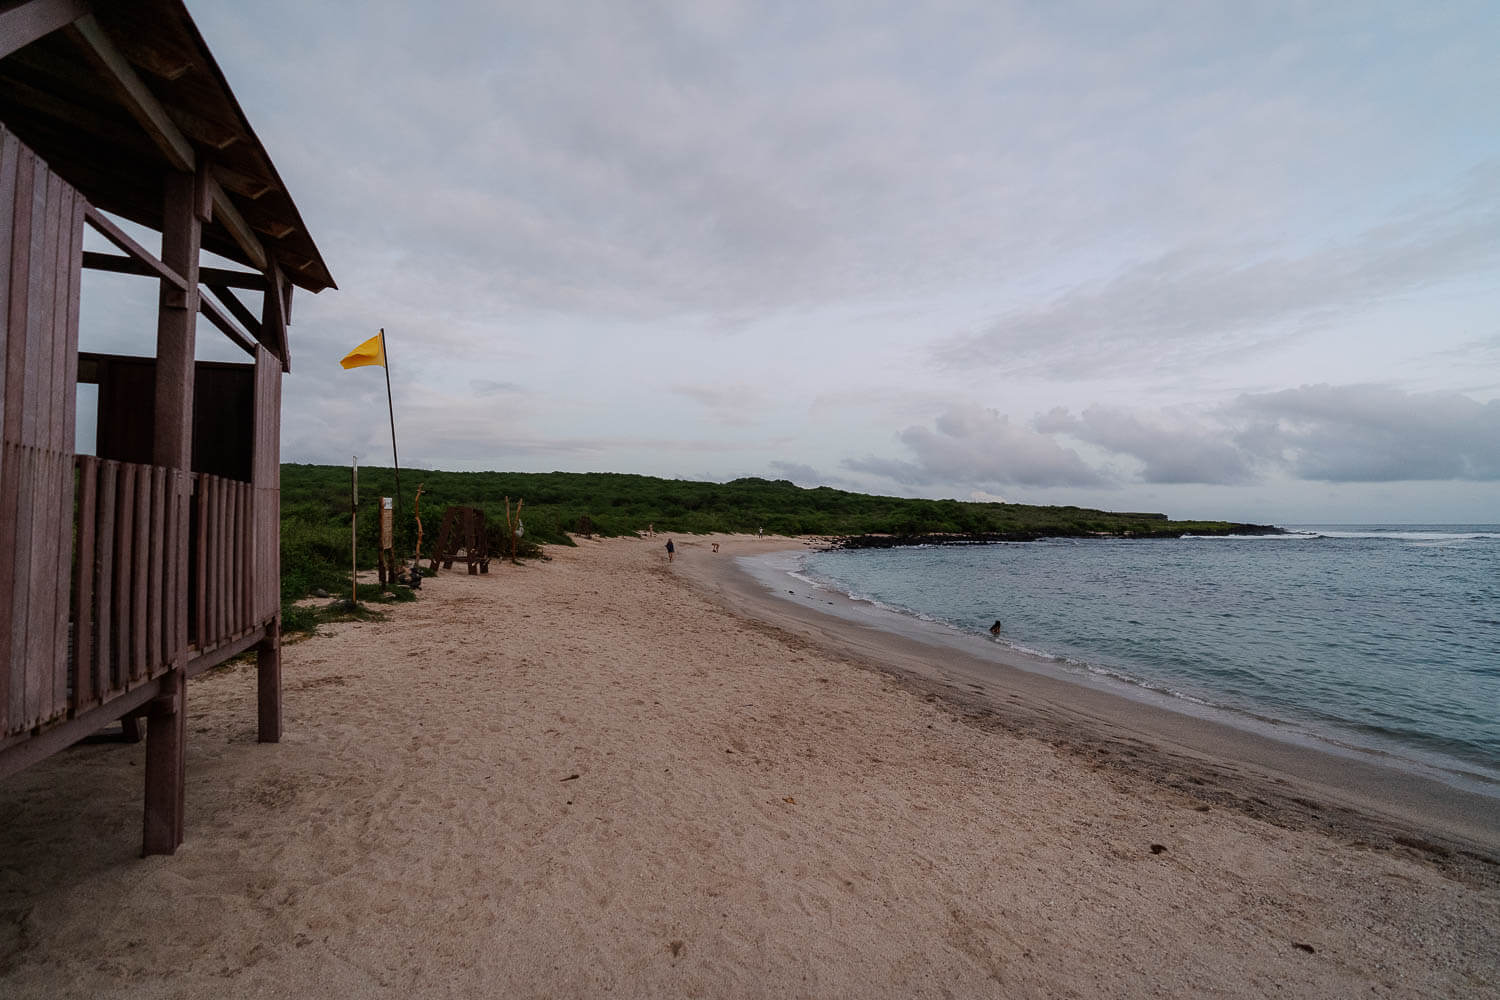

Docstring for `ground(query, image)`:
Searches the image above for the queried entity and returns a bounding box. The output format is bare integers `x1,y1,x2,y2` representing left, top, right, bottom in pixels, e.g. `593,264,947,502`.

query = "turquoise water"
797,526,1500,784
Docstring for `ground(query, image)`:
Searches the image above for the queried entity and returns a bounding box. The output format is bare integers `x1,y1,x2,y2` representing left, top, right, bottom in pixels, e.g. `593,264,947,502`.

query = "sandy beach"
1,533,1496,998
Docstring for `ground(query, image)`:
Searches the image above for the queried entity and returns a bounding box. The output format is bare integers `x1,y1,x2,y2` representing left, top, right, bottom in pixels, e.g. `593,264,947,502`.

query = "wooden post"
142,669,185,854
350,456,357,604
142,168,200,856
256,617,280,743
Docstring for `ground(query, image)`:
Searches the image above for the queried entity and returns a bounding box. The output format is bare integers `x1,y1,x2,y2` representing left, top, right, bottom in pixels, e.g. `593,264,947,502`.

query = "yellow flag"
340,331,386,369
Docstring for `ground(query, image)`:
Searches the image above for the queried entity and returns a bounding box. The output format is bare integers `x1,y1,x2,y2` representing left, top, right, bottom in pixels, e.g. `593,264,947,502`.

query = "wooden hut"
0,0,335,854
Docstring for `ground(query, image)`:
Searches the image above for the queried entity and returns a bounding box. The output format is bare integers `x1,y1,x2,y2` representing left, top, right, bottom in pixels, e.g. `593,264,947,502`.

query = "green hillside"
278,463,1275,606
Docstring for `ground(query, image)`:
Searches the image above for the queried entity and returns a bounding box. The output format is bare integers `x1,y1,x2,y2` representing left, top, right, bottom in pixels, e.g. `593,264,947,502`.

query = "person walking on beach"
665,539,675,563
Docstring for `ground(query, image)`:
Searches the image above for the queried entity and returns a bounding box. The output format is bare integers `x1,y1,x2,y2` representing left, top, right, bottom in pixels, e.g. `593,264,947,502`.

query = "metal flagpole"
379,328,404,529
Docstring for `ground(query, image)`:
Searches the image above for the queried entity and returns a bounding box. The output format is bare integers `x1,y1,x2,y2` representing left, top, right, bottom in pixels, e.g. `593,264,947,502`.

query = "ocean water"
789,526,1500,788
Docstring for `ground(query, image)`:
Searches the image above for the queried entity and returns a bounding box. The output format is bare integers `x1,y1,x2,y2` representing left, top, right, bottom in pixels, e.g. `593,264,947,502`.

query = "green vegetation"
279,463,1272,607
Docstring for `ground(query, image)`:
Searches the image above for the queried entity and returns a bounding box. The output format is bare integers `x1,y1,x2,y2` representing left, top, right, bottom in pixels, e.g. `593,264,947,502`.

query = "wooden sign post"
377,496,395,585
350,457,358,604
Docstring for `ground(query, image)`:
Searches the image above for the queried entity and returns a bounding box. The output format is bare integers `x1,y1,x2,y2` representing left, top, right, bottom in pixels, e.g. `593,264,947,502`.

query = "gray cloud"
850,386,1500,495
938,168,1500,379
470,379,523,397
1232,384,1500,482
846,404,1109,489
670,384,763,426
1034,405,1257,485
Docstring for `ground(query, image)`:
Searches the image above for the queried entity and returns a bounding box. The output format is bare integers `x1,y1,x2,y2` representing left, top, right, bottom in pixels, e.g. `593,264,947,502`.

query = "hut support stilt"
256,620,281,744
142,670,186,855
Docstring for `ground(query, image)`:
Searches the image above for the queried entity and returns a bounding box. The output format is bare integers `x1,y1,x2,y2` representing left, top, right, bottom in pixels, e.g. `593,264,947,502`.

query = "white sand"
1,533,1496,998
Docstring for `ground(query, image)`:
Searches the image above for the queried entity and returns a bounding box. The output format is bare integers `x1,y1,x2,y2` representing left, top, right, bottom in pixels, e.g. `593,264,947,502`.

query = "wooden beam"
206,174,267,271
81,252,267,292
68,15,196,173
204,283,262,341
82,208,188,290
211,163,275,201
0,0,87,61
261,263,290,372
197,292,256,357
0,675,163,781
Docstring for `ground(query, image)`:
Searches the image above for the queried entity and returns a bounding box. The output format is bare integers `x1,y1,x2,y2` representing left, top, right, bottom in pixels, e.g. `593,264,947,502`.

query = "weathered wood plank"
51,192,82,713
94,460,116,697
72,456,97,708
0,130,18,442
147,466,165,673
216,478,228,641
5,156,39,731
0,0,89,62
19,153,48,449
205,476,220,645
193,475,206,647
37,171,60,453
12,447,36,730
176,474,189,653
231,483,243,633
16,167,58,726
131,464,150,680
113,462,135,693
33,177,64,721
162,470,180,665
0,134,21,732
0,445,24,734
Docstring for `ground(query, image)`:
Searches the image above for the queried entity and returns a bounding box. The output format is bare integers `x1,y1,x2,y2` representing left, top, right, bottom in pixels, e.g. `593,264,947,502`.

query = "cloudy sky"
81,1,1500,523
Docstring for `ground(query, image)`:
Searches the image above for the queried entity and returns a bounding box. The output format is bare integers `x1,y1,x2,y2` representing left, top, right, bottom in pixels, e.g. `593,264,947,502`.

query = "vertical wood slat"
0,135,19,733
71,456,97,708
112,462,135,695
131,464,150,681
203,475,215,645
0,137,82,734
24,170,62,727
221,477,231,640
147,466,165,671
193,474,206,647
210,475,223,645
234,479,246,629
94,460,116,698
227,481,238,635
162,469,179,665
3,147,37,734
177,472,189,653
7,444,33,731
53,192,82,712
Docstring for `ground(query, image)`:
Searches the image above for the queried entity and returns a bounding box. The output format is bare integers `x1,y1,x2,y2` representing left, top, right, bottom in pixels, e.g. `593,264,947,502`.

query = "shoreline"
676,536,1500,867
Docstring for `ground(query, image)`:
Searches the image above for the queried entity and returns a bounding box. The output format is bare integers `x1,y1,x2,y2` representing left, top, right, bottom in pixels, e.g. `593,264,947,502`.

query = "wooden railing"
66,460,265,723
70,457,190,712
192,473,257,651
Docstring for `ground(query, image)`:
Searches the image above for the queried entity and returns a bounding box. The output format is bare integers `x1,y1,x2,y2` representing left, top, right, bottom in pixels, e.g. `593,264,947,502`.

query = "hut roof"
0,0,335,293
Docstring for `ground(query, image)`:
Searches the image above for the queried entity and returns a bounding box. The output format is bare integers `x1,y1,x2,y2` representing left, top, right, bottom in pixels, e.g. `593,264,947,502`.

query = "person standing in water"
665,539,675,563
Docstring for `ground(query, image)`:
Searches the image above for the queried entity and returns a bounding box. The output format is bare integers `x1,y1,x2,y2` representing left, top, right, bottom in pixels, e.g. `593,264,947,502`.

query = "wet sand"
0,533,1496,998
686,538,1500,857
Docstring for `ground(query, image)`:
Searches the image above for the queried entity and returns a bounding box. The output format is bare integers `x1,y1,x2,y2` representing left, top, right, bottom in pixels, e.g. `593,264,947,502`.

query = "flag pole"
379,328,404,531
